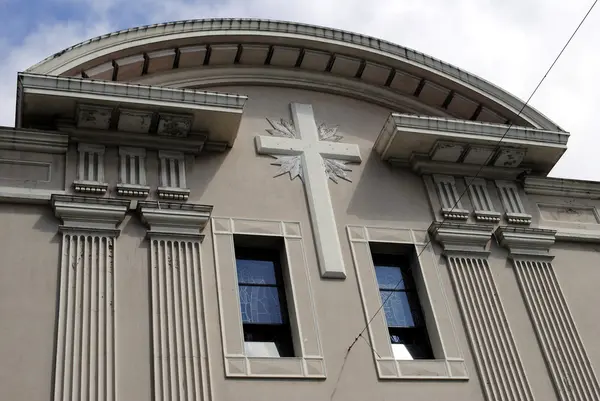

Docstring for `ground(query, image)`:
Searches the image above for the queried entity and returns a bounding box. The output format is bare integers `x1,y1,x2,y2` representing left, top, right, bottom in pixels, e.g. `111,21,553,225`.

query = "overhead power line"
345,0,599,355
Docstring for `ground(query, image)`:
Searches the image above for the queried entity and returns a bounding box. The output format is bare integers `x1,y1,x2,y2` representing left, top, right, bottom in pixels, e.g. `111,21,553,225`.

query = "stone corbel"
494,226,556,259
428,221,495,255
137,200,213,239
51,194,130,233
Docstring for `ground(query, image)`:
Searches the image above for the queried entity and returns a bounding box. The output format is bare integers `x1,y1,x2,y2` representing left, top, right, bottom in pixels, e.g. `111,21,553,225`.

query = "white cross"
255,103,362,279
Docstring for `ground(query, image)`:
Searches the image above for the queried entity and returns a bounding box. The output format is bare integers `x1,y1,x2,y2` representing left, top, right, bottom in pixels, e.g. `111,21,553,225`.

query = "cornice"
524,176,600,200
51,194,130,232
137,201,213,239
18,73,247,113
408,156,529,180
428,222,495,255
0,186,66,204
132,67,447,118
0,127,68,154
495,226,556,259
25,18,560,131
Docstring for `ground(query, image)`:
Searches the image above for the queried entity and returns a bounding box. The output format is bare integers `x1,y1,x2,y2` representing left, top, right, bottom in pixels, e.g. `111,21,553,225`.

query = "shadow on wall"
346,153,434,224
186,150,228,203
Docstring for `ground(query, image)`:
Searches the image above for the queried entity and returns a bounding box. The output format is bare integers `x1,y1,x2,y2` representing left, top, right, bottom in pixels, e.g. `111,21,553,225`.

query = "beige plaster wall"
5,85,598,400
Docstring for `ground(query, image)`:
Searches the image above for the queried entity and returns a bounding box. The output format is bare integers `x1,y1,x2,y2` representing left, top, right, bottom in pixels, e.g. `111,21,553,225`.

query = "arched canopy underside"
27,18,561,131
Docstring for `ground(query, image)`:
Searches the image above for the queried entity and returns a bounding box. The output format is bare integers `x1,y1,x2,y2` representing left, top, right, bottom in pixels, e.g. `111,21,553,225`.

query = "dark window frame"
372,252,434,360
234,245,295,357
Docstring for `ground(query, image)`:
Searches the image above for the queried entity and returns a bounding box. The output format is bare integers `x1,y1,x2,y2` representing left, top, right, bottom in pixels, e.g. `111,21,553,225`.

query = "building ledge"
524,176,600,200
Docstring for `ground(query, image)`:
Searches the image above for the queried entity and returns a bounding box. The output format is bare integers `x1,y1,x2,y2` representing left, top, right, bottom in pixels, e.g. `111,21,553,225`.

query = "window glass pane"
380,290,422,327
375,265,407,290
239,285,283,324
236,258,277,285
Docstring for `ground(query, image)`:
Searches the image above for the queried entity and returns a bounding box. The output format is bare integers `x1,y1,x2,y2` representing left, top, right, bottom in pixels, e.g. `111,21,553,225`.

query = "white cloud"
1,0,598,179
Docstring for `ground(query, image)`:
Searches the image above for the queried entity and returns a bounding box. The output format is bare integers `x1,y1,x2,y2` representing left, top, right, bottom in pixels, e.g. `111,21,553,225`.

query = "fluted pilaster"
51,195,129,401
138,201,213,401
497,226,600,401
430,222,534,401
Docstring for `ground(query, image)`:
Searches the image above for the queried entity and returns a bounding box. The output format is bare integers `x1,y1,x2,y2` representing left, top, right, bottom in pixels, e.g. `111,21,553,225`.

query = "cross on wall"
255,103,362,279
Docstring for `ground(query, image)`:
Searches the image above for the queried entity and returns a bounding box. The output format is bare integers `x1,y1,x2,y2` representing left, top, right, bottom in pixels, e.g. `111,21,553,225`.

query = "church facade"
1,18,599,401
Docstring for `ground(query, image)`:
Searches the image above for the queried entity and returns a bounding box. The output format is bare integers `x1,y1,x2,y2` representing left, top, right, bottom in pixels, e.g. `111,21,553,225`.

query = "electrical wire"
345,0,598,354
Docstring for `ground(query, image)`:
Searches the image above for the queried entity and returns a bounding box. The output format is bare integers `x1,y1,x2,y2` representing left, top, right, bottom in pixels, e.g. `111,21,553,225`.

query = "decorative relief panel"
158,150,189,200
74,143,108,194
466,177,501,222
117,147,149,197
138,202,213,401
347,224,468,380
496,180,531,224
432,175,469,220
76,104,112,130
496,226,600,401
51,195,129,401
117,109,153,133
429,223,534,400
538,204,599,224
212,217,326,379
157,114,193,138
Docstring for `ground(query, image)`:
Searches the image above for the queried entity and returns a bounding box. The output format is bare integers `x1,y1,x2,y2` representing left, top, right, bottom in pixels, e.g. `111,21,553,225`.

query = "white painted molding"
432,175,469,221
25,18,560,130
428,220,535,399
0,186,67,203
510,258,600,400
212,217,326,379
0,127,68,154
524,176,600,200
117,146,149,197
466,177,501,223
255,103,361,279
346,224,468,380
408,156,528,181
494,226,556,258
58,125,209,154
137,67,446,118
75,143,107,194
137,201,213,238
446,255,534,401
428,222,494,255
496,180,532,225
18,73,247,111
51,194,130,232
52,195,127,401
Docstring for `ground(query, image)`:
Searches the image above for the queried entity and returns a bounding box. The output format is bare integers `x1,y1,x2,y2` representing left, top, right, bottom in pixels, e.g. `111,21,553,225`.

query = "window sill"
224,355,326,379
376,358,468,380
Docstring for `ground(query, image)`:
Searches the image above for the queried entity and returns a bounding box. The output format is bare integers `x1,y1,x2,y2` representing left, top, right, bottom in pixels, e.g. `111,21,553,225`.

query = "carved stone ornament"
264,118,355,183
157,114,193,138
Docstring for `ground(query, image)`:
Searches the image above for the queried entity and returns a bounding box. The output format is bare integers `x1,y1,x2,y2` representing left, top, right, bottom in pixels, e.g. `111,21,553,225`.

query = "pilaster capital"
137,201,213,239
51,194,130,234
428,222,495,256
495,226,556,259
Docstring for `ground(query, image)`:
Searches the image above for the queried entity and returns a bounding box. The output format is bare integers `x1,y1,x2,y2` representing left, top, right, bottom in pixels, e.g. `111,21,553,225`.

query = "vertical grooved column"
496,226,600,401
51,195,129,401
54,234,116,401
151,238,204,401
448,256,534,401
513,259,600,401
138,201,213,401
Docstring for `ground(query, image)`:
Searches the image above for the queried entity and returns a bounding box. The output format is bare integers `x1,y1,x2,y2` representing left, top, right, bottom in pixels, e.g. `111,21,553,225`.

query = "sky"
0,0,598,179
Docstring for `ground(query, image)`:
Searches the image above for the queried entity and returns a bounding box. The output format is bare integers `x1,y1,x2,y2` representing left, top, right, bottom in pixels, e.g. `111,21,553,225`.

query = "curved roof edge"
26,18,562,132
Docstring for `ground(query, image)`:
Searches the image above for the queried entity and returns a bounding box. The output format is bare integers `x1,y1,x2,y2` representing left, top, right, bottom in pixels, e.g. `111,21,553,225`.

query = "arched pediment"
27,18,562,131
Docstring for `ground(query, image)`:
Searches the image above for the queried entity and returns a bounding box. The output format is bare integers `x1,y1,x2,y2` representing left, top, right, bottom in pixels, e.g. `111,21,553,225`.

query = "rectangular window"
371,251,433,360
234,245,294,358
